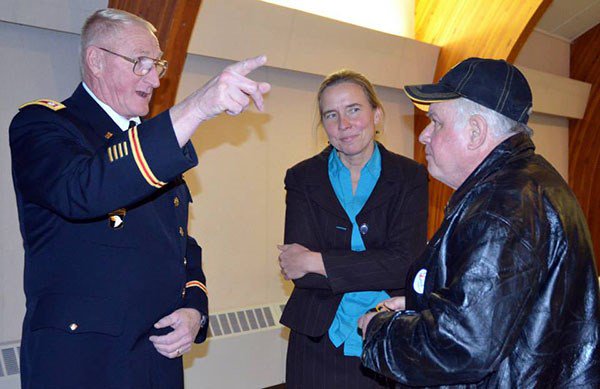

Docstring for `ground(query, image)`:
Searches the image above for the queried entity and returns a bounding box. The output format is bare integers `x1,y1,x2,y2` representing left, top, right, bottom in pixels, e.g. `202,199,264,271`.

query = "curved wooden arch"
569,23,600,270
414,0,551,238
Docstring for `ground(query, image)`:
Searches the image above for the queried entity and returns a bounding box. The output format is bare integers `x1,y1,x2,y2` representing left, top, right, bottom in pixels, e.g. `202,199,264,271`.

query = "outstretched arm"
170,55,271,147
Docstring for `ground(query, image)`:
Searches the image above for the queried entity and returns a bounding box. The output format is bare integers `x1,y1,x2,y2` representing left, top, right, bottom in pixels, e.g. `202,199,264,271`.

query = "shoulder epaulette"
19,99,66,111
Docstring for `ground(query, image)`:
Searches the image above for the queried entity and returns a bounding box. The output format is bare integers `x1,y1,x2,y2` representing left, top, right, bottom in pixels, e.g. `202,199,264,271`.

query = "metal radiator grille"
207,303,285,338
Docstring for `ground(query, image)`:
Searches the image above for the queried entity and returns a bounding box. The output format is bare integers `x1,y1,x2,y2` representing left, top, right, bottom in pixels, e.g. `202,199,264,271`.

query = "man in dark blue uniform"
9,8,270,388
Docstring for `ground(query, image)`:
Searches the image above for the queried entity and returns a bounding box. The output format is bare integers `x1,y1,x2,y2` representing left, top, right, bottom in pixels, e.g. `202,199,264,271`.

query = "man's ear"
467,114,487,150
86,47,103,76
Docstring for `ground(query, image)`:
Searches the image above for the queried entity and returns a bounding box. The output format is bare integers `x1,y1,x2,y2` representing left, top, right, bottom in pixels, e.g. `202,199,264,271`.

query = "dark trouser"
286,330,394,389
21,326,183,389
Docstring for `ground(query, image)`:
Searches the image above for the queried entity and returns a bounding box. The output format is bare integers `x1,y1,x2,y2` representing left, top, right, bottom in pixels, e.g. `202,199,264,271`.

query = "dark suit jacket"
280,143,428,337
10,84,208,388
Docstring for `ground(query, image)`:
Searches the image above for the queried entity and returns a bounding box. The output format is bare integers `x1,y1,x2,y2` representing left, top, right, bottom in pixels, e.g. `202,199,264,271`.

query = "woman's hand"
278,243,325,279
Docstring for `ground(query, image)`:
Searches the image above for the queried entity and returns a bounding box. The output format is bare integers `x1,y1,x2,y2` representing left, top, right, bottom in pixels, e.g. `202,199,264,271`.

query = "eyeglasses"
98,47,168,79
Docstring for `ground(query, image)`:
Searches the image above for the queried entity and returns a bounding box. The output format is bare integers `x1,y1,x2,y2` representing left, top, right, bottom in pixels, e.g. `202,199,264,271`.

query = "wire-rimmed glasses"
98,47,168,78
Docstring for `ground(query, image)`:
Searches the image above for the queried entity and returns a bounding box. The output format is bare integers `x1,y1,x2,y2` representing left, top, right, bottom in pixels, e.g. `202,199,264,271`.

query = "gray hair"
452,98,533,138
80,8,157,72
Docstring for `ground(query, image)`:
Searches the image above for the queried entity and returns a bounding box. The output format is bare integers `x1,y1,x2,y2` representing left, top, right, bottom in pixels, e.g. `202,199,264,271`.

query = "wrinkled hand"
380,296,405,311
358,311,378,339
357,297,405,339
194,55,271,120
149,308,203,359
170,54,271,147
277,243,323,280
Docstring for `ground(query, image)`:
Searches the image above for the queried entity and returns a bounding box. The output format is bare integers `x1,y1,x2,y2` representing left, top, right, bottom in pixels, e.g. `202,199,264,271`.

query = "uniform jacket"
362,133,600,388
10,84,208,388
280,143,428,337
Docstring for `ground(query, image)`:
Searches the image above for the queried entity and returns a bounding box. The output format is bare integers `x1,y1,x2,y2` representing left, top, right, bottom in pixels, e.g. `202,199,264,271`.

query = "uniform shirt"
82,82,140,130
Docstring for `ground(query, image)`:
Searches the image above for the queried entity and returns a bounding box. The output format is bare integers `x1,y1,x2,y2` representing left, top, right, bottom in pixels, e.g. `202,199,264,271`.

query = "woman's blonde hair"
316,69,385,125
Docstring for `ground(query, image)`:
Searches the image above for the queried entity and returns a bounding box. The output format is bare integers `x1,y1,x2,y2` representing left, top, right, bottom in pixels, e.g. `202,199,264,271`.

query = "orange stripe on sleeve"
185,281,208,296
128,126,166,188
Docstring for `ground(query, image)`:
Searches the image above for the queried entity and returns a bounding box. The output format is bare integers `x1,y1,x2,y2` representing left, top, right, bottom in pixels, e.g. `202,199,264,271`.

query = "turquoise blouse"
327,143,389,357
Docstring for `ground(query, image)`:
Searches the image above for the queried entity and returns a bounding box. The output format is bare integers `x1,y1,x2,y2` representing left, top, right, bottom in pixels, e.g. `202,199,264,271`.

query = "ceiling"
536,0,600,42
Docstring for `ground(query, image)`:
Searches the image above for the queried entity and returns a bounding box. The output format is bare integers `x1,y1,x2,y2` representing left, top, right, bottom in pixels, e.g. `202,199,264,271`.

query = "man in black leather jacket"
359,58,600,387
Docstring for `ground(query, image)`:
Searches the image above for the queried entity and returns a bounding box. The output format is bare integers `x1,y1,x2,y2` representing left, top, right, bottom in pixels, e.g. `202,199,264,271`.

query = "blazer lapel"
360,143,402,214
63,83,122,149
304,146,349,220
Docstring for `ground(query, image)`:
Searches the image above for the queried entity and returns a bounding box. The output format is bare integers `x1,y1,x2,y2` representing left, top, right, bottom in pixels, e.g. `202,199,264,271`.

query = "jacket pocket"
30,294,125,337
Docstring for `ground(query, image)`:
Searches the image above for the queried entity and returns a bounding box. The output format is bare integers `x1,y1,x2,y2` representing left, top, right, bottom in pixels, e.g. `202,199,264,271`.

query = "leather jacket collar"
446,133,535,217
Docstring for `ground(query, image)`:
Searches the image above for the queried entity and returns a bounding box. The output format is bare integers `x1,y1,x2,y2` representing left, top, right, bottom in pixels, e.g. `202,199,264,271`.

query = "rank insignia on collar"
108,208,127,229
104,132,114,139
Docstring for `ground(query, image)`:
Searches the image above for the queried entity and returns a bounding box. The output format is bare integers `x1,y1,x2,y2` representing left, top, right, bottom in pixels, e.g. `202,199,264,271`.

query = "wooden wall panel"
569,23,600,270
108,0,202,117
414,0,551,237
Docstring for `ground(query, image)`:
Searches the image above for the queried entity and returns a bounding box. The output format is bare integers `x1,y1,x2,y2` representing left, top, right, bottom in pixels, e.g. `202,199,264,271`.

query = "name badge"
413,269,427,294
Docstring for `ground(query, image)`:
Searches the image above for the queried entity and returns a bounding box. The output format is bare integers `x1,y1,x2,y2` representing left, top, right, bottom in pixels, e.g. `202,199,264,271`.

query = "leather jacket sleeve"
362,212,545,386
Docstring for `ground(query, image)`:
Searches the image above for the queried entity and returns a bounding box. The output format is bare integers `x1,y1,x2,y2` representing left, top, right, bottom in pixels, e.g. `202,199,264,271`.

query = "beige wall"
175,55,416,311
515,30,571,181
529,113,569,181
0,21,82,342
516,30,570,77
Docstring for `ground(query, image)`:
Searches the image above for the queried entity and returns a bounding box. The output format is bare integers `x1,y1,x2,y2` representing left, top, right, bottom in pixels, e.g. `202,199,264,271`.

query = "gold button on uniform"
181,287,186,298
179,227,184,237
69,323,78,331
173,197,180,207
183,257,187,266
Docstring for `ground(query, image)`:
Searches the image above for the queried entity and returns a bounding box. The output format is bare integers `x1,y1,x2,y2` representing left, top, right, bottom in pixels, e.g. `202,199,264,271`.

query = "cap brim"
404,83,461,111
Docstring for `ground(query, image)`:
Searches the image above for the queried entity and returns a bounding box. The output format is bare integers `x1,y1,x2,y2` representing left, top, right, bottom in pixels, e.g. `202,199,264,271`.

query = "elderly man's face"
97,24,162,118
418,101,471,189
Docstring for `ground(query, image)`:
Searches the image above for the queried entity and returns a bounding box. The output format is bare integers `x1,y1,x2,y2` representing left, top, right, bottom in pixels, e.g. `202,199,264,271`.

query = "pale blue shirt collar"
82,82,141,131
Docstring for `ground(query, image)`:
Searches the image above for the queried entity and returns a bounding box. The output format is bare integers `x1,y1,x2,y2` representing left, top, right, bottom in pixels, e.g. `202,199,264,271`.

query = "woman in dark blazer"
278,69,428,388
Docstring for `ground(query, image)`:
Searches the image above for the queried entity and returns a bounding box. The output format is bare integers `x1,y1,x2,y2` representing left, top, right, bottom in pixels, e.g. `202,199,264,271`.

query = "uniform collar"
82,82,141,131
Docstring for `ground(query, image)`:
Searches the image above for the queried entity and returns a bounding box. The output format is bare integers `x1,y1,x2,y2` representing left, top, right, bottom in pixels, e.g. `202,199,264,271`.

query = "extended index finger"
228,55,267,77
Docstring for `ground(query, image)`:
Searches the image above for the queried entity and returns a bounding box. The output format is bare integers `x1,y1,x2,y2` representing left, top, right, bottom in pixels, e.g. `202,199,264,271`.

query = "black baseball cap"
404,57,533,124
